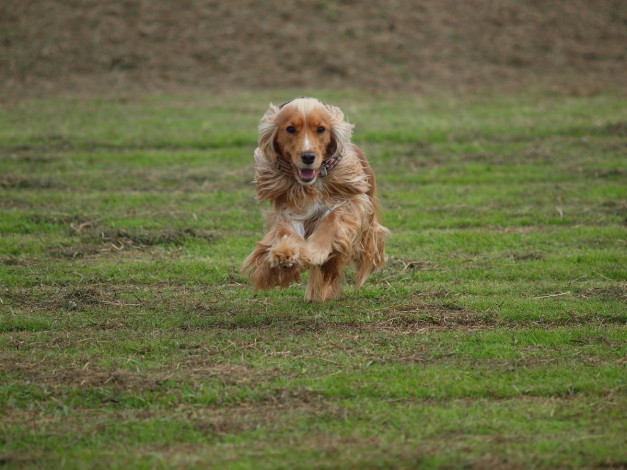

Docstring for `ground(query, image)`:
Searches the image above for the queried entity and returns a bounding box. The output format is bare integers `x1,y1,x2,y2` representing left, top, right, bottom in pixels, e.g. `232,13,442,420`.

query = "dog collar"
319,154,342,177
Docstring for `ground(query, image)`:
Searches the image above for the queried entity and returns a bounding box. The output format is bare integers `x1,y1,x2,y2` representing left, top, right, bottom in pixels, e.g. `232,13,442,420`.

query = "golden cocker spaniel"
242,97,389,301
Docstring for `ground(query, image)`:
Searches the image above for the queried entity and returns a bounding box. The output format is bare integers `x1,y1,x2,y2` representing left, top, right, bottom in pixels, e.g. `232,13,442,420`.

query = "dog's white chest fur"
284,201,330,238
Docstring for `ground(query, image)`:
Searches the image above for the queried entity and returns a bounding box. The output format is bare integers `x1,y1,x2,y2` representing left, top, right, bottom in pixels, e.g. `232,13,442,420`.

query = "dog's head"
257,97,354,185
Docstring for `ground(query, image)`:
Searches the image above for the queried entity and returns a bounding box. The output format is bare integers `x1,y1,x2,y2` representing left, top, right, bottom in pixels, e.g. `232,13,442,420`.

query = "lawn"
0,90,625,469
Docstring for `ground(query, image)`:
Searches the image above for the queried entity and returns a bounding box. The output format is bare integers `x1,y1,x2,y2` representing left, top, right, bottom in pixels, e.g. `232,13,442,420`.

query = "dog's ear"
257,103,280,158
325,104,354,159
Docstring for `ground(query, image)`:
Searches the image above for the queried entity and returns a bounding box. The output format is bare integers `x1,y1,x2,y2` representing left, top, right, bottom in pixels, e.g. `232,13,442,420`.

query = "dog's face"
274,104,333,184
258,98,353,186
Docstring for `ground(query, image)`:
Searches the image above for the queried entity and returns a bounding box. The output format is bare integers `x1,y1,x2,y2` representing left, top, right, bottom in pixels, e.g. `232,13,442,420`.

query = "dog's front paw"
268,236,304,270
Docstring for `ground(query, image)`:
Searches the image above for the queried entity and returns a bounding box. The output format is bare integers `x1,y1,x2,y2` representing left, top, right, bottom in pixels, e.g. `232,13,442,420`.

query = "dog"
242,97,389,301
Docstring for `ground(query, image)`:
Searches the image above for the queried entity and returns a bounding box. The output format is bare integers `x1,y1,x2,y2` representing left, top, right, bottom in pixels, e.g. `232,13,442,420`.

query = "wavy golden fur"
242,97,389,301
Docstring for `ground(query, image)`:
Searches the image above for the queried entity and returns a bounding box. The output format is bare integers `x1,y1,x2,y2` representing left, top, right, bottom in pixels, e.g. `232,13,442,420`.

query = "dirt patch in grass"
0,455,42,469
1,355,268,393
600,200,627,220
0,149,58,164
62,286,112,307
78,226,218,248
47,244,105,259
28,213,90,226
0,176,66,190
45,225,218,258
0,138,75,155
587,168,626,179
387,258,440,273
366,304,493,332
579,285,627,303
0,256,32,266
508,251,545,262
2,285,127,312
600,121,627,137
15,365,167,391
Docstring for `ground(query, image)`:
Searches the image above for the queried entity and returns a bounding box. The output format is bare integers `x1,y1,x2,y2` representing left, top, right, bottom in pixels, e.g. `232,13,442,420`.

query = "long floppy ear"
257,103,281,158
325,104,354,159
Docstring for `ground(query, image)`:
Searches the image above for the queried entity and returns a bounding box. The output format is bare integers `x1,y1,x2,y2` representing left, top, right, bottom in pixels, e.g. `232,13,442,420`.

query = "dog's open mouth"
297,168,316,183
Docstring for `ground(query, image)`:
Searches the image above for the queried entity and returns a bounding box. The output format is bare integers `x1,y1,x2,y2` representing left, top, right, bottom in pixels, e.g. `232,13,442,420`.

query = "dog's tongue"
298,169,316,181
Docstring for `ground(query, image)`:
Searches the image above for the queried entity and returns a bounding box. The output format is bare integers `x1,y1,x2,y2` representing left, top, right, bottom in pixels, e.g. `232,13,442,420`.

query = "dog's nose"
301,152,316,165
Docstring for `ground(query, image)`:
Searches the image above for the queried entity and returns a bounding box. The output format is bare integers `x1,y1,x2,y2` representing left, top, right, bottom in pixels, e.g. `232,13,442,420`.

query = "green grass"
1,91,626,469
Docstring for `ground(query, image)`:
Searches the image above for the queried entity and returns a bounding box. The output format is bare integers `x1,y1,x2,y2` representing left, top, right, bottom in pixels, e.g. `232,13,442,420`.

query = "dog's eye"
317,126,326,134
286,126,296,134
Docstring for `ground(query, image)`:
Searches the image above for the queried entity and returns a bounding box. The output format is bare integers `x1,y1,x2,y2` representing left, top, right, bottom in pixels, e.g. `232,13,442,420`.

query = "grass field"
1,91,625,468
